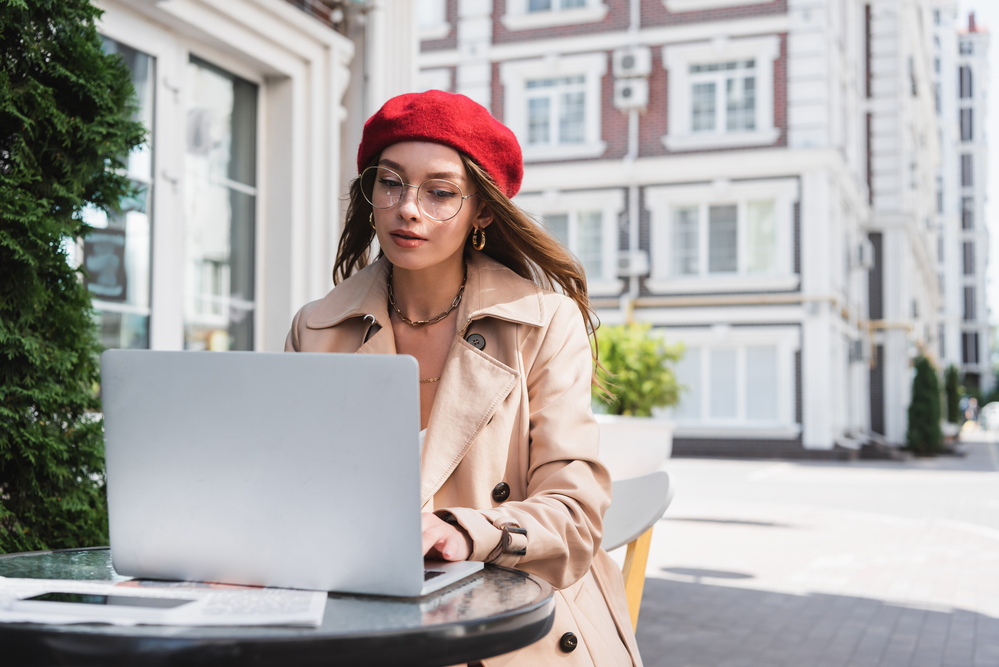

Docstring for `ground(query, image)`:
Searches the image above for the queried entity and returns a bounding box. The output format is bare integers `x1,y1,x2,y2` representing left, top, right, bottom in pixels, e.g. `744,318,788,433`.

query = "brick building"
417,0,949,454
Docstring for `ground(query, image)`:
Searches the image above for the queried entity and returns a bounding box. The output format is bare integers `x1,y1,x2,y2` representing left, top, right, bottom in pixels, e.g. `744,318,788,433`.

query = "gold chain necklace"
387,265,467,326
388,265,466,384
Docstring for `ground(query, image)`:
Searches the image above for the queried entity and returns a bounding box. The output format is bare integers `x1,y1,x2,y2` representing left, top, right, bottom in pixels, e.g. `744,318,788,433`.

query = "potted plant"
592,323,684,478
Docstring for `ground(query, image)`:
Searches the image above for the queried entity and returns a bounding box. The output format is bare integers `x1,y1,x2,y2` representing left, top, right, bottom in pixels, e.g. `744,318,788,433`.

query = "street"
626,436,999,667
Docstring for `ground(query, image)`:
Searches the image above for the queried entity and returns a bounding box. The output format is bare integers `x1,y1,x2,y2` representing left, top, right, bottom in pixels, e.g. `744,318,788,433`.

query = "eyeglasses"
359,166,477,222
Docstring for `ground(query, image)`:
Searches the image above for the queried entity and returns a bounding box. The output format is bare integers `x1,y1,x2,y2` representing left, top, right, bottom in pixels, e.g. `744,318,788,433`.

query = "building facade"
418,0,958,453
86,0,416,354
934,6,991,391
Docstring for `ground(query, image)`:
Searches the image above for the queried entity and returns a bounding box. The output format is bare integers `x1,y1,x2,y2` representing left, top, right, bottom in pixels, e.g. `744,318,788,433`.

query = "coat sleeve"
438,297,611,590
285,306,304,352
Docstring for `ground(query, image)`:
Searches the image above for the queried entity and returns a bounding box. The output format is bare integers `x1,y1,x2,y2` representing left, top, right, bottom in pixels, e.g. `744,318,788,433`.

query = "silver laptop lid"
101,350,425,596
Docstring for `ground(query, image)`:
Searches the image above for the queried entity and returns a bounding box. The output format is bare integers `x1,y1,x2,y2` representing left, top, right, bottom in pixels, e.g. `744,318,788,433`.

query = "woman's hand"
421,512,473,561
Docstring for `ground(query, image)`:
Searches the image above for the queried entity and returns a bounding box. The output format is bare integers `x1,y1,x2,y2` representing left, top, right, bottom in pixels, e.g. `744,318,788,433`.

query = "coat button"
466,333,486,350
491,482,510,503
559,632,578,653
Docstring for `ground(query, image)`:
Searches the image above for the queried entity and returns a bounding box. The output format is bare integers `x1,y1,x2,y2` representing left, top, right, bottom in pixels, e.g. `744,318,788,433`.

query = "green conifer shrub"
0,0,144,552
945,364,960,424
593,323,684,417
905,356,944,456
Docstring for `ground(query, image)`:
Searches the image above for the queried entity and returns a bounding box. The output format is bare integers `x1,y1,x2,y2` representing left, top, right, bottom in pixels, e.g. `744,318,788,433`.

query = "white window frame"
515,189,624,296
501,53,607,162
502,0,608,31
418,68,453,92
662,36,780,151
646,178,799,293
664,0,774,10
659,325,801,438
417,0,451,41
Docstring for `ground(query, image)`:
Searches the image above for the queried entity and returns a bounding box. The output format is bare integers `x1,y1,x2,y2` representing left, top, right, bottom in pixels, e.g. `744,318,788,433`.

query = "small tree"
945,364,960,424
906,356,944,455
0,0,144,552
593,323,683,417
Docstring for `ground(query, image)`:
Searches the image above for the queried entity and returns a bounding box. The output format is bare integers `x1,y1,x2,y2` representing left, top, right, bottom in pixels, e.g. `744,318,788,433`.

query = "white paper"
0,577,327,627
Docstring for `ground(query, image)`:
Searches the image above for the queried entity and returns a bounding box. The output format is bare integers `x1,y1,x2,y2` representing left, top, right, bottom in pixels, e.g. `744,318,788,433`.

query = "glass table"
0,548,555,666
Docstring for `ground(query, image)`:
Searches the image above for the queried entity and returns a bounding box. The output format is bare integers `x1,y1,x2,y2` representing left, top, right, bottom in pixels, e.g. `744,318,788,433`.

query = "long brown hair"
332,152,604,386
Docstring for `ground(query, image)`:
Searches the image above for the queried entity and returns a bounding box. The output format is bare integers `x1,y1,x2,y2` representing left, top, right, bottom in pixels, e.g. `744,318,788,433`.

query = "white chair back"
601,471,674,552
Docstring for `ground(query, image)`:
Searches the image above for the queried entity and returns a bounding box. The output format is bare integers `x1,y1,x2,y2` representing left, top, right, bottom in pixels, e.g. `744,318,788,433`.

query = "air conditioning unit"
612,47,652,78
617,250,649,277
854,239,875,271
614,78,649,110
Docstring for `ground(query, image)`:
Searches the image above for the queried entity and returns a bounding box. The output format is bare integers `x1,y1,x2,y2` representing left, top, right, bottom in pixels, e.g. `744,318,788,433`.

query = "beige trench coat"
285,252,642,667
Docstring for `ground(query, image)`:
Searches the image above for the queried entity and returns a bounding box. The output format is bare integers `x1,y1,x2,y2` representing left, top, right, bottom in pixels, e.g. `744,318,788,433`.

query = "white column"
800,170,835,449
455,0,493,110
364,0,418,116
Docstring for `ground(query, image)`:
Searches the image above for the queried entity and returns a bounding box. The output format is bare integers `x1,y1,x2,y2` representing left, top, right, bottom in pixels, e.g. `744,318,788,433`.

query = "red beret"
357,90,524,198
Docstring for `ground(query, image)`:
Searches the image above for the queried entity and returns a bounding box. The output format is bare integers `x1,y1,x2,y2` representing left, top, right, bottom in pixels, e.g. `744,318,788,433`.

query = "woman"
286,90,641,666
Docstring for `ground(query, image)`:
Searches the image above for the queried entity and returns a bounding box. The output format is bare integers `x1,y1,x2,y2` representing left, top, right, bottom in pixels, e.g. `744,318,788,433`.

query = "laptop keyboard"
424,570,444,581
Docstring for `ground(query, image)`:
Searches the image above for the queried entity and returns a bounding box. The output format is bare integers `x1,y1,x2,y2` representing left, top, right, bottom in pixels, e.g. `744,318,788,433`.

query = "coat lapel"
419,253,545,506
306,257,396,354
420,338,518,505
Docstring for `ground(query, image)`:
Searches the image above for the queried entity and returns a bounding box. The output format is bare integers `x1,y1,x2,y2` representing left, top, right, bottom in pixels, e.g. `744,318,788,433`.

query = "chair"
601,470,674,631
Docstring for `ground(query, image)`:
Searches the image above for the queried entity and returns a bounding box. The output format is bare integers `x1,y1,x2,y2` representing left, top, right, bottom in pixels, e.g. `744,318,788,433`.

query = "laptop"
100,350,482,597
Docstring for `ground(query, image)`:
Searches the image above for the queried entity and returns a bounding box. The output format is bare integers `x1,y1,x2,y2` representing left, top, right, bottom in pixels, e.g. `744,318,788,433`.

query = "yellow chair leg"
621,527,653,632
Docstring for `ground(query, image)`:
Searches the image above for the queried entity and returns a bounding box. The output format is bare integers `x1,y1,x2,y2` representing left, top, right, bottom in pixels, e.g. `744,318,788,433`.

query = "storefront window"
184,58,258,351
81,38,155,350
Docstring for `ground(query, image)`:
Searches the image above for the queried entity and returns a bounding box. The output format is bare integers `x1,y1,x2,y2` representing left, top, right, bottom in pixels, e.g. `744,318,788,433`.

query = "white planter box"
595,415,674,480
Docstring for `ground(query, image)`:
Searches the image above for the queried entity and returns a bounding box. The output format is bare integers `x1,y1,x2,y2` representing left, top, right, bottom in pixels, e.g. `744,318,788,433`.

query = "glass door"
82,37,155,349
183,57,258,351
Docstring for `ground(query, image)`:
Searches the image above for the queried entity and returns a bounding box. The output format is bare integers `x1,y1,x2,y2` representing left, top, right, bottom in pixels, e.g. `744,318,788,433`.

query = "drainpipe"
622,0,642,325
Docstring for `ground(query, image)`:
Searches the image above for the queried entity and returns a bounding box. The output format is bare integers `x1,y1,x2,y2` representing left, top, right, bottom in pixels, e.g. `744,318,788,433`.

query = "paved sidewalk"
624,436,999,667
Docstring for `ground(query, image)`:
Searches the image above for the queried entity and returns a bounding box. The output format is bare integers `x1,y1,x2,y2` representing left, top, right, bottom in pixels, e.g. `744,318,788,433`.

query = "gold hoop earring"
369,212,376,230
472,227,486,251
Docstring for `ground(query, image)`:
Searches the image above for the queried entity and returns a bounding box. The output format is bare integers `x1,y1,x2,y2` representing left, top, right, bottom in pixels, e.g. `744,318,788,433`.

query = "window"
662,36,780,151
959,66,973,97
961,154,973,187
939,324,945,359
963,332,979,364
501,53,607,162
647,179,797,292
526,75,586,146
79,37,155,350
963,242,975,275
961,108,973,141
515,189,623,295
964,286,976,322
688,60,757,134
671,207,699,276
184,57,258,351
936,176,943,214
543,210,603,276
962,197,974,229
529,0,586,10
708,205,738,273
416,0,450,41
501,0,608,30
666,326,799,435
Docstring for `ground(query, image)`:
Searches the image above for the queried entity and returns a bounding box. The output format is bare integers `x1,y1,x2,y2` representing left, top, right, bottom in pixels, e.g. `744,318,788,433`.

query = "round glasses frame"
359,165,477,222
